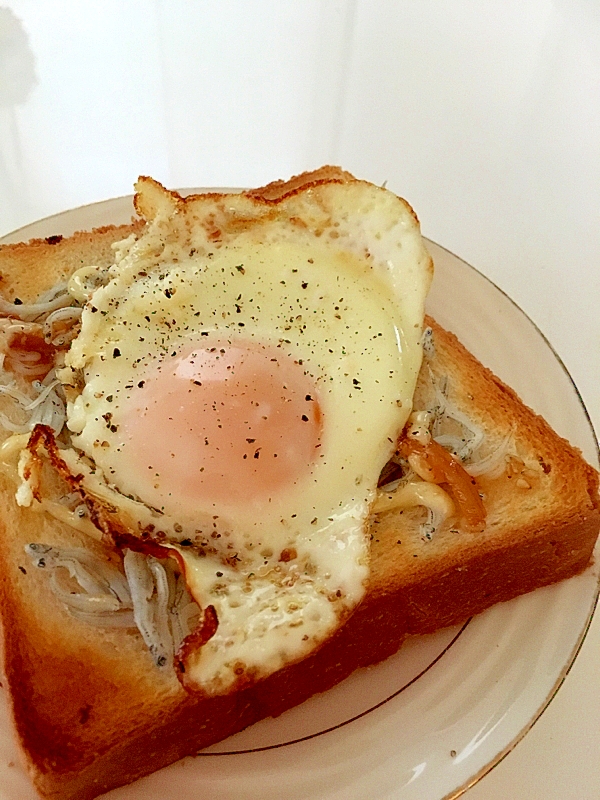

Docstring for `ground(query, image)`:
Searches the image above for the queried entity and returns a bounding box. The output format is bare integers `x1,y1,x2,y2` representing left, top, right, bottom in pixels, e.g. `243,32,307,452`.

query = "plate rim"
0,196,598,800
424,237,600,798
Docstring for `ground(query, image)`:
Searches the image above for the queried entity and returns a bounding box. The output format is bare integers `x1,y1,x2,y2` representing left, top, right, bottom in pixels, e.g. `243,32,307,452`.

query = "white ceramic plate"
0,199,598,800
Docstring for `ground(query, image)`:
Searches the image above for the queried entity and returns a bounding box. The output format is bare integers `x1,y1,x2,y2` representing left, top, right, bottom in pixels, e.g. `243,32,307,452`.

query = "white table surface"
1,2,599,797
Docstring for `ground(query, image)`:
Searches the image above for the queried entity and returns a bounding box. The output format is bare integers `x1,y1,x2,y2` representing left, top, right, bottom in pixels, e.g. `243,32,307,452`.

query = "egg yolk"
120,340,322,506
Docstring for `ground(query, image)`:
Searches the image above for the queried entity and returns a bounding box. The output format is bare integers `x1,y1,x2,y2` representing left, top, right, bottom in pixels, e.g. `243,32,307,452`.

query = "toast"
0,169,597,800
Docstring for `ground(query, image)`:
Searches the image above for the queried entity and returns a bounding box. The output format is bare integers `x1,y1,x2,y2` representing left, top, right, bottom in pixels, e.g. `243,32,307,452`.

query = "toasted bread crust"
0,170,598,799
0,223,143,302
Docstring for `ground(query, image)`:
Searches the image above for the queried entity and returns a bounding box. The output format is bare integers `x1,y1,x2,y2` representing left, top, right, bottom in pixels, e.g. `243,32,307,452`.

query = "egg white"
57,180,432,693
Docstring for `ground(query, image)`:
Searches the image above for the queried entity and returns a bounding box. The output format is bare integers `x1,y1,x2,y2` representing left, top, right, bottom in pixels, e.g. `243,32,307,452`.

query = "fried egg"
58,176,432,694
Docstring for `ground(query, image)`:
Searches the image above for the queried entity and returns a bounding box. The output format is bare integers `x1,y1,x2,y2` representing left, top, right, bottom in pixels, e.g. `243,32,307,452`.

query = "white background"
1,2,599,797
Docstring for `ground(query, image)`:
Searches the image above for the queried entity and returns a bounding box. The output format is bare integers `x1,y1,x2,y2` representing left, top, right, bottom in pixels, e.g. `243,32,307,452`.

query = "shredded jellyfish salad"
373,327,519,540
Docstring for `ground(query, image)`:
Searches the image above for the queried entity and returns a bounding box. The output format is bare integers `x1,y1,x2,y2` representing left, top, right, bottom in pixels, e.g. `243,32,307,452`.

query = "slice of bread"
0,169,598,800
